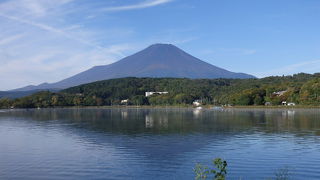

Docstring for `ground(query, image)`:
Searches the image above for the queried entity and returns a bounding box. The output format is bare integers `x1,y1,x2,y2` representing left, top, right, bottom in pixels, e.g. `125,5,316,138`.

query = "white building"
145,91,168,97
121,99,129,104
193,100,201,106
287,102,296,106
273,90,287,96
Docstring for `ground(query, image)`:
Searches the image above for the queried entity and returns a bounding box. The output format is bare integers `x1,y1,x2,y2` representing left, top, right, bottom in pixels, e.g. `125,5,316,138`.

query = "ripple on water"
1,108,320,179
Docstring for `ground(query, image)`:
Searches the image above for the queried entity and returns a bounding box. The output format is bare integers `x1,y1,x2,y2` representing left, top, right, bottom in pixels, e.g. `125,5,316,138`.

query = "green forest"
1,73,320,108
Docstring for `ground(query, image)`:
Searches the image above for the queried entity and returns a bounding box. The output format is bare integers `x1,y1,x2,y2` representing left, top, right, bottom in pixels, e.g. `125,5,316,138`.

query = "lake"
0,108,320,179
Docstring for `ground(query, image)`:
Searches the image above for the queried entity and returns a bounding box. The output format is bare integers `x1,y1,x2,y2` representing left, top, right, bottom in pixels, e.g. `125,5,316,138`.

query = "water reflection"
1,108,320,135
121,111,128,119
1,108,320,179
145,114,168,129
192,108,202,118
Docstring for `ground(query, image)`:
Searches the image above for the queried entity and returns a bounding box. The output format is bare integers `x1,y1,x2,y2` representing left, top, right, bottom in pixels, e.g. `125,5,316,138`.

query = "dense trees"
299,78,320,105
0,98,13,109
2,73,320,109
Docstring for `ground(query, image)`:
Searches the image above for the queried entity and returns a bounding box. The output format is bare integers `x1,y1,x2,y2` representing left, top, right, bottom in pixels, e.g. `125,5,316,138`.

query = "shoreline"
2,104,320,110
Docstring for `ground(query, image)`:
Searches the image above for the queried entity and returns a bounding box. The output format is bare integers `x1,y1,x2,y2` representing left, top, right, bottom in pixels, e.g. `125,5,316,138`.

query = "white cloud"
242,49,257,55
0,13,104,50
0,0,138,90
0,43,134,90
256,59,320,77
102,0,173,12
0,0,74,17
0,33,25,46
198,48,256,56
218,48,257,55
0,0,179,90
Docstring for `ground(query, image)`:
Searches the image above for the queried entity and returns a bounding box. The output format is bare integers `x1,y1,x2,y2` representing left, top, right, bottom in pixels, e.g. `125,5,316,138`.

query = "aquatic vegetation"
194,158,227,180
194,159,291,180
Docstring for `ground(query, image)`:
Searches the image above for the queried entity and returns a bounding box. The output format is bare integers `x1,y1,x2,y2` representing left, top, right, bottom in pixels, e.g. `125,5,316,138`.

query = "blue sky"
0,0,320,90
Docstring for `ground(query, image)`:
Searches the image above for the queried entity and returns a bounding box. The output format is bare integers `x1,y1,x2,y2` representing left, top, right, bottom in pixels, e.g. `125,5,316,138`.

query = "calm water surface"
0,108,320,179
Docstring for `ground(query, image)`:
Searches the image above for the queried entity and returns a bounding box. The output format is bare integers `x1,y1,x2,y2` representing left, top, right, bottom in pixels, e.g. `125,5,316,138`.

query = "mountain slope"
13,43,255,91
0,89,59,99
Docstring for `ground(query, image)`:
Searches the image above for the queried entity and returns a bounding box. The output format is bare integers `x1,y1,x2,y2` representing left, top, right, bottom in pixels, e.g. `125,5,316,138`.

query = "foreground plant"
194,158,227,180
194,158,291,180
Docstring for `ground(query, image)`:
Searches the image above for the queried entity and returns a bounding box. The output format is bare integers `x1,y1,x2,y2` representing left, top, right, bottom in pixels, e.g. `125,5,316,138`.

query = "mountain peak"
146,43,179,51
149,43,175,48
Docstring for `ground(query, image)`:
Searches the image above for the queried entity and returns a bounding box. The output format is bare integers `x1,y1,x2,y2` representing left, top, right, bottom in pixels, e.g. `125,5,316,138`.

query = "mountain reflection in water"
0,108,320,179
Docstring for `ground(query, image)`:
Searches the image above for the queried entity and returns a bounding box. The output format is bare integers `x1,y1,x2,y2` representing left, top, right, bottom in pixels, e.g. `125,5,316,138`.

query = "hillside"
2,73,320,108
0,89,59,99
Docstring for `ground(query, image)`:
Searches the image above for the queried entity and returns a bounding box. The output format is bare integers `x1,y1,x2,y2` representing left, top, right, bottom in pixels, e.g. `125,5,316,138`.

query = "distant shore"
225,105,320,109
2,104,320,110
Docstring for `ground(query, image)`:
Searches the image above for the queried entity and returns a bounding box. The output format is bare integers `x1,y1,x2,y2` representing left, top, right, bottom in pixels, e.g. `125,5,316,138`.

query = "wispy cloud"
0,0,185,90
0,33,25,46
102,0,173,12
256,59,320,77
0,0,138,90
171,37,198,44
0,13,105,50
0,0,74,17
199,48,257,56
218,48,257,55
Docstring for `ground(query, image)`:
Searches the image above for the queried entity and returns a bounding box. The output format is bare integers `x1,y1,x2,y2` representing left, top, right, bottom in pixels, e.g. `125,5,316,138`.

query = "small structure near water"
273,90,287,97
121,99,129,104
282,101,296,106
145,91,168,97
193,100,201,106
287,102,296,106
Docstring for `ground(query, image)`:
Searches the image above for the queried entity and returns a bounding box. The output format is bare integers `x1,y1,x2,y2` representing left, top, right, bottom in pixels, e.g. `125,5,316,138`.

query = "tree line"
1,73,320,108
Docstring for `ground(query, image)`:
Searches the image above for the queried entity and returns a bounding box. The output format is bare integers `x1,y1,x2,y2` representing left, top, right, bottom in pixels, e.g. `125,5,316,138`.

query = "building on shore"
273,90,287,97
121,99,129,104
287,102,296,106
193,100,201,106
145,92,168,97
